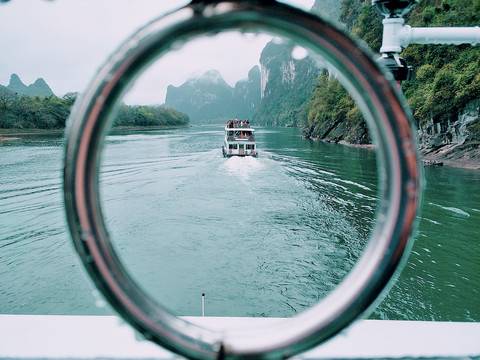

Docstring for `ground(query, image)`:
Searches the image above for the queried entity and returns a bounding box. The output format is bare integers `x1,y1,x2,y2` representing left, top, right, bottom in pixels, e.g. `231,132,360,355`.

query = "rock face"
165,67,261,124
6,74,55,97
254,41,321,126
419,99,480,169
252,0,340,127
232,66,261,120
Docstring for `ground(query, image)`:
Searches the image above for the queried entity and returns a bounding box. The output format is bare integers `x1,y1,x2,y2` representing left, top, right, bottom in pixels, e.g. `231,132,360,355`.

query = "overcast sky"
0,0,314,105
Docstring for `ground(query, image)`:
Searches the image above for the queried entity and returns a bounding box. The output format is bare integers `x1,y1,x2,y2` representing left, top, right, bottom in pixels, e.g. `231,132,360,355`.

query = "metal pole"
202,293,205,317
406,25,480,46
380,18,480,54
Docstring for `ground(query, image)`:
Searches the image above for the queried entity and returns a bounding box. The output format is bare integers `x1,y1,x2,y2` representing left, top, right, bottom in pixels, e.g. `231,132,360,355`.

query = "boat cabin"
222,119,257,157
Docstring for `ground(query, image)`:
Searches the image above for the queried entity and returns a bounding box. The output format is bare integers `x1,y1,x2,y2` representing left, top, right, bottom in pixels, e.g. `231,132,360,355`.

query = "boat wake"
222,156,264,181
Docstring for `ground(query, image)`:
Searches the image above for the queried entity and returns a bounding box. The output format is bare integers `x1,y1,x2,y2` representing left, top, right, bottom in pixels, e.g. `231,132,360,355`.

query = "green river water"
0,126,479,321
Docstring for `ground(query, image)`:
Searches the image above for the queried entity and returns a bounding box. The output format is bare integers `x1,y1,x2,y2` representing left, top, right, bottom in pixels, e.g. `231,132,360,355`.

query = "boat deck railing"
1,315,479,360
226,136,255,141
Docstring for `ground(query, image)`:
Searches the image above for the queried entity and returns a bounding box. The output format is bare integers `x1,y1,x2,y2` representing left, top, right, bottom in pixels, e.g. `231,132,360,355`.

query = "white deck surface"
1,315,479,359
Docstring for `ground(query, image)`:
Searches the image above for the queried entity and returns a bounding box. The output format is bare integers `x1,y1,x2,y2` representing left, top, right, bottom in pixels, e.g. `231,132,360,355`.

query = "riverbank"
313,138,480,171
0,128,64,141
420,141,480,170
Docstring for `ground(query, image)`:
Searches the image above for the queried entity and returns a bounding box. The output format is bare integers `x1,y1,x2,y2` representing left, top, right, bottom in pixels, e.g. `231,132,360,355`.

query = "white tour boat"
222,119,257,157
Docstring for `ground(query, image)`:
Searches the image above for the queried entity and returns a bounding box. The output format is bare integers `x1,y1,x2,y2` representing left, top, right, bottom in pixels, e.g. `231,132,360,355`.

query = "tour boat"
222,119,257,157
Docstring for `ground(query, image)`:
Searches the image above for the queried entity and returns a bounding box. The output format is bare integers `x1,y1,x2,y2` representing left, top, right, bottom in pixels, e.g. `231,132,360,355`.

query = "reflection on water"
0,127,479,322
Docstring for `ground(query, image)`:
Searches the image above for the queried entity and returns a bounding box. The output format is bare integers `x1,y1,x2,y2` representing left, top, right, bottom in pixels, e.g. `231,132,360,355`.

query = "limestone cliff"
420,99,480,169
254,41,320,126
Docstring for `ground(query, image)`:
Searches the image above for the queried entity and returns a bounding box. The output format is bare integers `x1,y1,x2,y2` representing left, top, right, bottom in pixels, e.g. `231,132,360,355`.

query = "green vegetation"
303,72,369,143
301,0,480,143
0,91,76,130
341,0,383,53
113,104,189,127
400,0,480,130
0,90,189,131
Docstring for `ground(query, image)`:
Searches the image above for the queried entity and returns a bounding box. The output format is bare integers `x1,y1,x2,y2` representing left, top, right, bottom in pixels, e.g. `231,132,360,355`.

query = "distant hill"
165,67,261,124
5,74,55,97
0,84,16,97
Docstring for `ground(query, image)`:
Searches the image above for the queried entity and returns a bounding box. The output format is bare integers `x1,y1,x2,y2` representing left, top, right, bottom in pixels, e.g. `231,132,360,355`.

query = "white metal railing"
1,315,480,359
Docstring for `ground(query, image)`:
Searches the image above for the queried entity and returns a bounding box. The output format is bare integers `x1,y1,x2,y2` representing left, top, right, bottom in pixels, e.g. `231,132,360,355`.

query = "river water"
1,126,479,322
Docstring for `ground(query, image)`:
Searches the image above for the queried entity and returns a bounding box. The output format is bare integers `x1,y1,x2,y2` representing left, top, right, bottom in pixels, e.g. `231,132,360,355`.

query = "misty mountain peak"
189,69,228,86
8,74,27,93
33,78,48,86
165,67,261,124
9,73,23,85
6,73,55,97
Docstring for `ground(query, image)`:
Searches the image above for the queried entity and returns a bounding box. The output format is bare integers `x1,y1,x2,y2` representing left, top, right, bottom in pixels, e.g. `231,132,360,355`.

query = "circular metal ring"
64,1,421,359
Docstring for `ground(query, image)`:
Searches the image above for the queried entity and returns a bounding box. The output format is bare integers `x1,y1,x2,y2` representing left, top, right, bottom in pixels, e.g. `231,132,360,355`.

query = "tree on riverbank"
113,104,189,127
0,90,74,129
0,90,189,131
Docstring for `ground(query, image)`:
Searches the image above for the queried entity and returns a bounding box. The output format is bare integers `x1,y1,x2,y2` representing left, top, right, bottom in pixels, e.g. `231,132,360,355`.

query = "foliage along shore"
299,0,480,170
0,92,190,137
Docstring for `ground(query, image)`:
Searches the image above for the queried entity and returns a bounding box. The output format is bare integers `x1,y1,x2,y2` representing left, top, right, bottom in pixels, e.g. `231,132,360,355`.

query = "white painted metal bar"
406,25,480,46
380,18,480,53
1,315,479,359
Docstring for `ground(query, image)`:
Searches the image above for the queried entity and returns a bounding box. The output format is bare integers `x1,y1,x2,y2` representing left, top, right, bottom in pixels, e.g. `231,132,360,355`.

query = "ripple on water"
2,128,479,321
